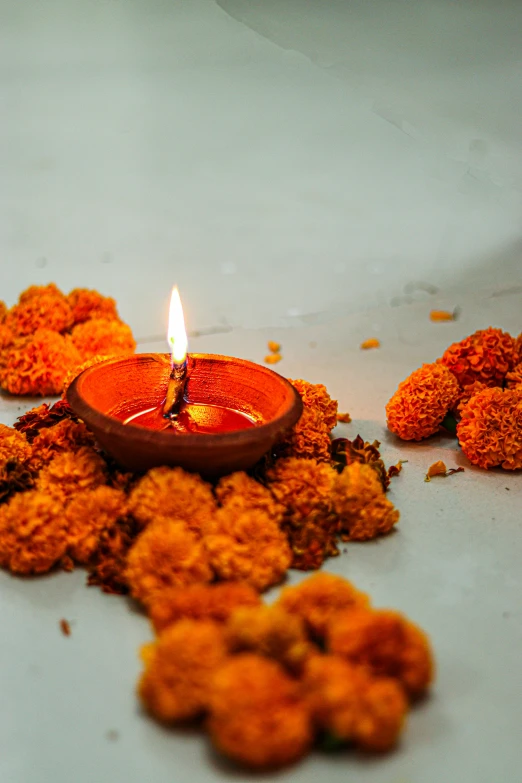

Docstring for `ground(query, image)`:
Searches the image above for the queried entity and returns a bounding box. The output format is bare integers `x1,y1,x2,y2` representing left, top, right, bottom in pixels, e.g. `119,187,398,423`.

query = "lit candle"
163,287,189,419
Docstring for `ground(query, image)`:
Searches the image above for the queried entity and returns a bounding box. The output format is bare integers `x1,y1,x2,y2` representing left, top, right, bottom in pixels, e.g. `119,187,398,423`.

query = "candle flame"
168,286,188,364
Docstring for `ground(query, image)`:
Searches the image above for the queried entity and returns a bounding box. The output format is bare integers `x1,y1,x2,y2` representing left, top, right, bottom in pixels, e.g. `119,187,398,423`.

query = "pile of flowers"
0,284,435,771
0,284,136,396
139,573,433,768
386,327,522,470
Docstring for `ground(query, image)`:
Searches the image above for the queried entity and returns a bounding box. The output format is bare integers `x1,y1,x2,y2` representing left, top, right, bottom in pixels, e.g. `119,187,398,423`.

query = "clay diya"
67,353,302,476
66,289,302,476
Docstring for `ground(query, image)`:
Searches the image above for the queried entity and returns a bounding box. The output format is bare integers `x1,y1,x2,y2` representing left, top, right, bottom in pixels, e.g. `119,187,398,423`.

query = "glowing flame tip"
168,286,188,364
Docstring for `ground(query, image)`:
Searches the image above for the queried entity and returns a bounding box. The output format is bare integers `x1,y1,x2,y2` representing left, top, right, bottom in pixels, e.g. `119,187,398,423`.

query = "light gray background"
1,1,521,781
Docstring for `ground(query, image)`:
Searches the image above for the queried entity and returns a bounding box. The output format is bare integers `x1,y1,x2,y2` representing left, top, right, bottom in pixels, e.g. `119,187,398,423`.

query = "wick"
163,359,188,419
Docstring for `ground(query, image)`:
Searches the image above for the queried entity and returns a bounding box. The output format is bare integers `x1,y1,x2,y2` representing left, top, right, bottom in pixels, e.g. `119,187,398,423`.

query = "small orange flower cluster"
0,284,136,396
386,327,522,470
138,573,434,769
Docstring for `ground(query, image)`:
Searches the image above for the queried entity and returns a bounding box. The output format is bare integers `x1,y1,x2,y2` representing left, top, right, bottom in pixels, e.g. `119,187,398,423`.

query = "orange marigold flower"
326,608,434,700
125,520,213,605
62,354,117,395
128,466,216,535
277,406,332,462
277,573,370,640
457,386,522,469
289,378,338,431
149,582,262,634
71,318,136,359
265,458,339,569
505,362,522,390
455,380,490,415
0,424,32,465
5,294,73,336
440,327,516,387
0,329,81,396
386,362,460,441
331,462,399,541
208,654,313,769
67,288,120,325
215,471,283,523
266,458,336,523
0,491,66,574
0,300,7,322
303,654,408,752
65,486,127,564
36,447,107,503
225,605,313,672
28,418,96,472
139,620,228,722
0,324,14,351
205,507,291,592
18,283,65,304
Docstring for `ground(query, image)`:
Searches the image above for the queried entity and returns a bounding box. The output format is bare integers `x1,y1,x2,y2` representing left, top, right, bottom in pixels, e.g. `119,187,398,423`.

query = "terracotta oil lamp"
66,287,302,477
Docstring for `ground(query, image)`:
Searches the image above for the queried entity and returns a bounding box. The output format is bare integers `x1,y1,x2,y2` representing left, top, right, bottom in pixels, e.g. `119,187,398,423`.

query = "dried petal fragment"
267,341,281,353
429,309,456,322
424,461,464,482
361,338,380,350
331,435,390,491
336,412,351,423
14,400,77,442
264,353,282,364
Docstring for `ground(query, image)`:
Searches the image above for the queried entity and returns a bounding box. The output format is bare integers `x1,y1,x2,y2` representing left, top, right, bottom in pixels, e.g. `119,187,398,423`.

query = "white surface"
1,1,522,781
1,287,521,783
1,0,522,336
